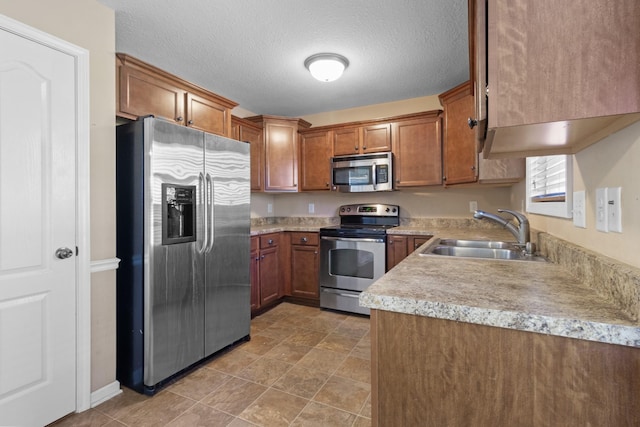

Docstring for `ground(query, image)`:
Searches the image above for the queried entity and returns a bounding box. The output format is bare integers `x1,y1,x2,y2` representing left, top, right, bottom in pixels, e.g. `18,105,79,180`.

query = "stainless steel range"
319,203,400,315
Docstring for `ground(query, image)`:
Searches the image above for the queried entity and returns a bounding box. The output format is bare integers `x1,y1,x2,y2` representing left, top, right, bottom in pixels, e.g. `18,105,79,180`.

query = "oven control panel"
339,203,399,217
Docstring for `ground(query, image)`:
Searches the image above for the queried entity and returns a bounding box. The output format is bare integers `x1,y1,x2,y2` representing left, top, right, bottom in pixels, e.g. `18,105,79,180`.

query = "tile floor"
52,303,372,426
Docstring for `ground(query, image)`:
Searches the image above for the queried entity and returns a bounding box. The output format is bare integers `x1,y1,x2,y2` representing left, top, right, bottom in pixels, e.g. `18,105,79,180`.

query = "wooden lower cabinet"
250,233,282,314
386,235,432,271
371,310,640,427
288,232,320,302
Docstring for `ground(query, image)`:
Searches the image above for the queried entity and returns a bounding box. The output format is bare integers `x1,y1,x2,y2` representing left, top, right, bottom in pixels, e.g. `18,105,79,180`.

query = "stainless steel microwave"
330,152,393,192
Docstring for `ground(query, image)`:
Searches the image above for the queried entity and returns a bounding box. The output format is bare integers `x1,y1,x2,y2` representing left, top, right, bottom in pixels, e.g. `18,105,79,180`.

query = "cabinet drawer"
289,232,319,246
260,233,280,249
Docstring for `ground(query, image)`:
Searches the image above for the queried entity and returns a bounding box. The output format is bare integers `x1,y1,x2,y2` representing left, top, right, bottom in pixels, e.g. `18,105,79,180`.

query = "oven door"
319,236,386,292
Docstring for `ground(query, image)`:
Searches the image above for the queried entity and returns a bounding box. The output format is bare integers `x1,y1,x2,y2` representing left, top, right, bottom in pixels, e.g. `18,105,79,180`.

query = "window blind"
528,155,566,202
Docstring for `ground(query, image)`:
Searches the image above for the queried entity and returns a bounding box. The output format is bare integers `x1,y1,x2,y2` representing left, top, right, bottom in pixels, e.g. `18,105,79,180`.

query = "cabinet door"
239,124,264,191
386,235,408,271
250,247,260,313
118,64,185,123
259,246,280,305
264,121,298,191
290,245,319,300
441,84,478,185
333,127,361,156
300,130,332,191
363,123,392,153
393,117,442,187
409,236,432,253
186,92,230,137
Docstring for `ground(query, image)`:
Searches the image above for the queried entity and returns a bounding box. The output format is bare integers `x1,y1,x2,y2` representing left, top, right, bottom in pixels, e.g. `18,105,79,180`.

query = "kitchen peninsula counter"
361,228,640,348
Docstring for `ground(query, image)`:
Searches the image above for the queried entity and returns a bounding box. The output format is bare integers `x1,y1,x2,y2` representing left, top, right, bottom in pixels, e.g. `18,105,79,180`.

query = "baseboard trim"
91,381,122,408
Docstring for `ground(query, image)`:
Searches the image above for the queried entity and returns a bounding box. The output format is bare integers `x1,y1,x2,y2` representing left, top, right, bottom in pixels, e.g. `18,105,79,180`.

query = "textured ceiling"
98,0,470,117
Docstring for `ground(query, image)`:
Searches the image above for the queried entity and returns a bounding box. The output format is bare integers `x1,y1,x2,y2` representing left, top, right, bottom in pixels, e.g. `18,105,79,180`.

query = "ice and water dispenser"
162,184,196,245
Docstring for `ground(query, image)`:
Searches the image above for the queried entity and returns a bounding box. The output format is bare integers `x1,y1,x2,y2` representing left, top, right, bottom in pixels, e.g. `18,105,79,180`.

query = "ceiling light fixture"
304,53,349,82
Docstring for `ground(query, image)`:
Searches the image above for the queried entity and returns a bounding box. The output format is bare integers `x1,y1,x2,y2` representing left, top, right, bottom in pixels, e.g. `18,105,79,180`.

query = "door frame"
0,14,92,412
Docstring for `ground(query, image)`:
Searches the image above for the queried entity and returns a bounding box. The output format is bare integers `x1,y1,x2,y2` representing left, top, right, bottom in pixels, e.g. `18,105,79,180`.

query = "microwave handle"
372,163,377,190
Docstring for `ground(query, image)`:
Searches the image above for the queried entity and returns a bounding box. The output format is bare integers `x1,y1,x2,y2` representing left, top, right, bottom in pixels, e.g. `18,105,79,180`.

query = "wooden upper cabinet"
232,116,264,191
474,0,640,158
333,123,391,156
440,81,524,185
333,127,362,156
118,61,186,123
116,53,237,137
246,115,311,192
299,129,332,191
185,92,231,136
363,123,392,153
439,81,478,185
392,111,443,187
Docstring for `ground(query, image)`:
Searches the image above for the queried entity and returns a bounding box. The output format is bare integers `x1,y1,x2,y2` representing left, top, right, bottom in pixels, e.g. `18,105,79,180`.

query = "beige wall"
301,95,443,127
0,0,117,392
512,121,640,269
253,186,512,220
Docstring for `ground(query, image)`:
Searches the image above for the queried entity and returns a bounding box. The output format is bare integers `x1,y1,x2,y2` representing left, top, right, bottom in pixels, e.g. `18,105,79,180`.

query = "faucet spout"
473,209,530,245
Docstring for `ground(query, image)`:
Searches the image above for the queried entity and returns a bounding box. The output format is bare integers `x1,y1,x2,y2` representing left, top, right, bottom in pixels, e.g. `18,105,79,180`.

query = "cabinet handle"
261,255,265,259
188,119,194,125
301,237,308,243
471,165,476,171
314,251,318,255
268,239,274,245
325,182,329,187
176,116,183,122
255,257,260,261
443,176,447,181
363,146,367,150
354,146,358,151
468,117,478,129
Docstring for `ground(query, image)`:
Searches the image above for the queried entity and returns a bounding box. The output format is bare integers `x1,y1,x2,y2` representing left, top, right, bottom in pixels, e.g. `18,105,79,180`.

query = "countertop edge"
359,293,640,348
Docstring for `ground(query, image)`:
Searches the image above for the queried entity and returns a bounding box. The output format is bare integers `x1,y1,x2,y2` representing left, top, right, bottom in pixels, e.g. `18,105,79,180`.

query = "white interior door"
0,23,78,426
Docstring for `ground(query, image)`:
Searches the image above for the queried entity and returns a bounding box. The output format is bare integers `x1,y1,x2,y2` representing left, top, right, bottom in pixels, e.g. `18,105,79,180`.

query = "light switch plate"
572,191,586,228
607,187,622,233
267,203,273,214
595,188,608,232
469,200,478,213
308,203,315,214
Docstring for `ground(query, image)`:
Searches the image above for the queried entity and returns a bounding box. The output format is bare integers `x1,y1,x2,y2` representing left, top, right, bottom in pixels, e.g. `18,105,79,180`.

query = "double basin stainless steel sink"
420,238,547,262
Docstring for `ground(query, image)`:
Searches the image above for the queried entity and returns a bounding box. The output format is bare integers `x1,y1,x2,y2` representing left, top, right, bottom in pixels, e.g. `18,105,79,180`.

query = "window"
525,155,573,218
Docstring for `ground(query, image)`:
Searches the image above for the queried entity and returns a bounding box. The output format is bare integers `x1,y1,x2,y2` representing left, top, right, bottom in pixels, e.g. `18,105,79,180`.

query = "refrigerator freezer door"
144,118,205,387
203,133,251,356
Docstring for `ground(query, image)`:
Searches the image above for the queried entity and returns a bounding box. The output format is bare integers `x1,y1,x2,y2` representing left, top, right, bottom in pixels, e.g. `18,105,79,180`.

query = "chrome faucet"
473,209,530,246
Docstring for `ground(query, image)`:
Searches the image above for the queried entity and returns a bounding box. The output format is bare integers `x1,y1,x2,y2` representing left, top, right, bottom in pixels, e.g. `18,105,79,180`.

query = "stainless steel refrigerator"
115,117,250,394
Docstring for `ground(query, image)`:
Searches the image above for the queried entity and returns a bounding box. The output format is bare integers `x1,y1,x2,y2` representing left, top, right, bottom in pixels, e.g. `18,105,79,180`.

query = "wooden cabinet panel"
386,235,408,271
441,81,524,185
259,246,280,306
118,63,185,123
333,127,361,156
246,115,311,192
288,232,320,302
250,238,260,313
250,233,282,314
475,0,640,157
116,54,237,137
290,245,319,300
386,235,432,271
186,92,230,136
362,123,391,153
392,113,442,187
299,130,332,191
232,116,264,191
371,310,640,427
440,81,477,185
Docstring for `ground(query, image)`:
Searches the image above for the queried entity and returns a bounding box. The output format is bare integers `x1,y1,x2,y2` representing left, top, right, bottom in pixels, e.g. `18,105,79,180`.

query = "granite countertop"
250,224,325,235
360,228,640,348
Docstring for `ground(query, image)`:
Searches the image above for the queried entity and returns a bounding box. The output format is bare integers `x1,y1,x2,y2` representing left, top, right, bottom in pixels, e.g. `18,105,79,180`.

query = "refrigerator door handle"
198,172,207,253
206,172,214,252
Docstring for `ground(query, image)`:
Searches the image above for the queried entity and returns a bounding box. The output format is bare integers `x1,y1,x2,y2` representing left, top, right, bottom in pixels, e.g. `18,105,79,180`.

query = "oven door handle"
372,163,377,190
321,288,360,298
321,236,385,243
